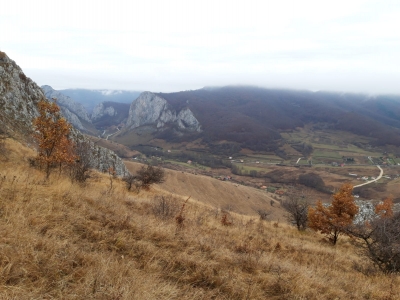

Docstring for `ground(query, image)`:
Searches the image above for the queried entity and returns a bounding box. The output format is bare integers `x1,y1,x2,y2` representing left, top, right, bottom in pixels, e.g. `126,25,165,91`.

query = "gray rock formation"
177,108,201,131
59,106,86,131
41,85,91,131
92,102,117,121
90,101,130,129
126,92,201,132
0,53,42,138
0,51,127,175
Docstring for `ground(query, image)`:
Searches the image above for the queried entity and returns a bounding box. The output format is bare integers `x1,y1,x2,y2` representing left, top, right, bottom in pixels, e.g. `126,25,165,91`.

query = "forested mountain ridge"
156,86,400,148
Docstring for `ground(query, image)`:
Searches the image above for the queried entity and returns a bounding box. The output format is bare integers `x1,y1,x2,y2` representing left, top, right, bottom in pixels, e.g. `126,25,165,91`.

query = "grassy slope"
0,138,399,299
125,161,283,218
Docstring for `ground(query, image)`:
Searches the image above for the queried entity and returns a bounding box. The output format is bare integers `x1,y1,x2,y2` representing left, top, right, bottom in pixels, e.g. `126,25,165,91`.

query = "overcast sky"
2,0,400,94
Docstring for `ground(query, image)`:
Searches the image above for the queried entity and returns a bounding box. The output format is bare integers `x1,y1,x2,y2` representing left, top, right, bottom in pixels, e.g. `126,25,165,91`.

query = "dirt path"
353,165,383,188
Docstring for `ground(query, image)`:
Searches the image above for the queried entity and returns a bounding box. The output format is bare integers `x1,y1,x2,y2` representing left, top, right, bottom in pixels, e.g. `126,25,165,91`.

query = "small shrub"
350,209,400,273
136,165,165,190
151,195,180,220
257,209,271,221
0,138,6,159
175,196,190,231
122,174,138,191
28,157,41,168
19,73,27,81
275,242,282,250
69,140,92,183
221,212,233,226
107,167,116,193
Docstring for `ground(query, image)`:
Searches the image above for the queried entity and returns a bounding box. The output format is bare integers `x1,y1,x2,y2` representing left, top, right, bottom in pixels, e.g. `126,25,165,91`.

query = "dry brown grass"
125,161,285,218
0,138,399,299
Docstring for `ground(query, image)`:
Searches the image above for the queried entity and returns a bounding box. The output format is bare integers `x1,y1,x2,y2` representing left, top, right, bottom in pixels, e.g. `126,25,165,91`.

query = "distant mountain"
41,85,93,132
91,101,130,128
154,86,400,149
60,89,141,113
125,92,201,132
111,86,400,152
41,86,140,134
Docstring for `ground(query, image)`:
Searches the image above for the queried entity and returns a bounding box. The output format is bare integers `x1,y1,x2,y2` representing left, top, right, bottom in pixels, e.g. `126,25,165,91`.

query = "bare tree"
70,140,92,182
349,212,400,273
282,188,309,230
122,174,139,191
151,195,180,220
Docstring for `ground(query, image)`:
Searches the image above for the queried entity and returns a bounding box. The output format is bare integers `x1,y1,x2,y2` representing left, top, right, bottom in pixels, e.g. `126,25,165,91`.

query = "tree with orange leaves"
375,196,393,218
308,183,358,245
33,99,76,178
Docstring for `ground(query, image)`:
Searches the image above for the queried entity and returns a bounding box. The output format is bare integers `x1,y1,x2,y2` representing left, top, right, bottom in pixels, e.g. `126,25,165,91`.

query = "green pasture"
312,150,342,159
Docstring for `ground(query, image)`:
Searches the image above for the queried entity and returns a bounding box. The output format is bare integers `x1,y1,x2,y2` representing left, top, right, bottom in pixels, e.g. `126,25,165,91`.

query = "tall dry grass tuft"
175,196,190,231
0,138,399,299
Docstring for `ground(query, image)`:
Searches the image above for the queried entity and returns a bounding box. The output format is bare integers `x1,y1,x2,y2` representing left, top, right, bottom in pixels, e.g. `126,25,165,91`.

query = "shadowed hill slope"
157,86,400,147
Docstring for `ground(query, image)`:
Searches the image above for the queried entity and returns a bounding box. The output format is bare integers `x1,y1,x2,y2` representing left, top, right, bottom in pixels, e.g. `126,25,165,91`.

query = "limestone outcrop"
92,102,117,121
126,92,201,132
0,51,127,175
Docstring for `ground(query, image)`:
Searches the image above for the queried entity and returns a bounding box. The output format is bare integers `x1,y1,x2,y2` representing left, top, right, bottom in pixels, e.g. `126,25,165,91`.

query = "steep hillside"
0,51,44,140
124,161,284,217
0,51,127,175
1,137,399,299
41,85,97,134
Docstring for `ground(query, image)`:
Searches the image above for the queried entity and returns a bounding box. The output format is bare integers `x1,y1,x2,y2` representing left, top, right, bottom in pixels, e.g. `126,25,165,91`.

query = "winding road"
353,165,383,188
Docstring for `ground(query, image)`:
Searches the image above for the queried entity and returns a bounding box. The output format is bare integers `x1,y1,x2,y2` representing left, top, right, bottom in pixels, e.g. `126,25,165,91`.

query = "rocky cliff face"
126,92,201,132
91,101,130,129
92,102,117,121
41,85,91,131
0,51,127,175
0,52,43,138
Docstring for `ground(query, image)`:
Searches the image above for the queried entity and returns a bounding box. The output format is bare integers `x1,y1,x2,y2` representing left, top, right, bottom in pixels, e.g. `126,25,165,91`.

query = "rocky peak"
90,101,130,129
0,51,127,175
92,102,117,121
126,92,201,132
0,51,42,138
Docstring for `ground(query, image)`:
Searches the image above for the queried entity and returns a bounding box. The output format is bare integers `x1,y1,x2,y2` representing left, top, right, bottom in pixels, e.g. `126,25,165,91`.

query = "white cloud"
1,0,400,93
